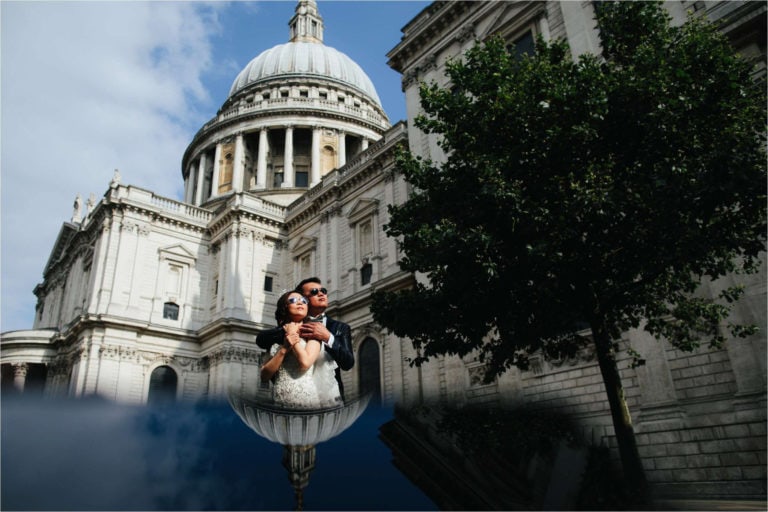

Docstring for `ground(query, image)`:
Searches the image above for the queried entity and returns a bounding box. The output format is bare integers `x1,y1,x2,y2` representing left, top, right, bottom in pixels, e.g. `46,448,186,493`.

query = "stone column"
12,363,28,393
338,131,346,167
538,9,551,40
361,138,369,151
211,143,222,197
195,153,207,205
233,133,245,192
183,165,194,203
256,128,268,189
283,126,295,188
311,126,321,186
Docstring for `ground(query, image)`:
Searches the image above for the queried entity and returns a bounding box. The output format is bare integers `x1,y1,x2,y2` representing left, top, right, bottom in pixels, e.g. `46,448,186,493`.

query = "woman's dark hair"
275,291,304,325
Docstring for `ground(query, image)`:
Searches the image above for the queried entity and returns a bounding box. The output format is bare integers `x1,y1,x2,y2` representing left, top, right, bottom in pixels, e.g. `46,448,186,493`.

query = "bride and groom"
257,277,354,410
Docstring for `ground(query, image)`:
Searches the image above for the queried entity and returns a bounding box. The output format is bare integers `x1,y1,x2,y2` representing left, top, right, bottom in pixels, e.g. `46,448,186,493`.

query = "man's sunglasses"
287,296,309,305
308,287,328,296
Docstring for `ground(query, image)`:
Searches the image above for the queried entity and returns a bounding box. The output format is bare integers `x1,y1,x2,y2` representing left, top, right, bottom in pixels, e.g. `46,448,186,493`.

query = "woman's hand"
284,331,301,350
283,322,301,350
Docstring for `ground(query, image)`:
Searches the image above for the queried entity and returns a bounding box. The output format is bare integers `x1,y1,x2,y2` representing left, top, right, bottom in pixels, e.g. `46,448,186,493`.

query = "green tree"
372,1,765,501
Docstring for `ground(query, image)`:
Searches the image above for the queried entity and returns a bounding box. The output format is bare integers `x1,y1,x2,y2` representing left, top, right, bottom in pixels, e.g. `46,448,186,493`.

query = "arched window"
359,337,381,405
147,365,178,405
163,302,179,320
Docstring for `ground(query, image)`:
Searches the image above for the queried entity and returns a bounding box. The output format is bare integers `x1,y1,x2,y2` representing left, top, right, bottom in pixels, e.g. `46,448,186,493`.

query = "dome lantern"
289,0,324,44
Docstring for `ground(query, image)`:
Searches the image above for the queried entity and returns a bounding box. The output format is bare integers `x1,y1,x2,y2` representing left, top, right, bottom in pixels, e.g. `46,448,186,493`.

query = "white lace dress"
270,340,342,409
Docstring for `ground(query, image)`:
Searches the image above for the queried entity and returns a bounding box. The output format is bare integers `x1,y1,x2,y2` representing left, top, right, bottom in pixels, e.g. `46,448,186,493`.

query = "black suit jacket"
256,316,355,398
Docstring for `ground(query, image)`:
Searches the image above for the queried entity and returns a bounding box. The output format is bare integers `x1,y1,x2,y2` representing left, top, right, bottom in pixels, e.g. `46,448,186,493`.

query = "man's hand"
299,321,331,343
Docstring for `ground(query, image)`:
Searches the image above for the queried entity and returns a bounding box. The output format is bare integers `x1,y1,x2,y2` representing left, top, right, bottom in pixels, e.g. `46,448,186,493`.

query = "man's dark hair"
295,277,322,293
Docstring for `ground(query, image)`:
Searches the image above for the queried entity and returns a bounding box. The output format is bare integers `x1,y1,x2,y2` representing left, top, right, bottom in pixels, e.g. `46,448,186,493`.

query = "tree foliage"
372,1,766,379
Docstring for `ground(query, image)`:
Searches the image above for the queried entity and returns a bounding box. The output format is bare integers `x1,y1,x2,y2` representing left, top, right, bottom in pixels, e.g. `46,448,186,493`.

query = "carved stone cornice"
135,351,207,372
233,225,252,239
100,344,138,362
456,23,476,43
120,220,150,236
402,68,420,89
48,358,71,377
207,346,262,365
321,204,343,223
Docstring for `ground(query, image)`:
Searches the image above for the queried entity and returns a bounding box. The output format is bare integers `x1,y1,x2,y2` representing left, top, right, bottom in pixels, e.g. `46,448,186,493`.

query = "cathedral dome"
229,41,382,108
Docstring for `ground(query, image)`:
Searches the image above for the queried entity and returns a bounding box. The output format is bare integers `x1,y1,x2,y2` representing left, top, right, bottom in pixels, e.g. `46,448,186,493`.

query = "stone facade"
385,0,766,500
1,0,765,500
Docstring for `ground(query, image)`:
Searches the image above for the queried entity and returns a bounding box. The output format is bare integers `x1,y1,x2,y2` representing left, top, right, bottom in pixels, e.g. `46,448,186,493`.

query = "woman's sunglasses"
287,296,309,305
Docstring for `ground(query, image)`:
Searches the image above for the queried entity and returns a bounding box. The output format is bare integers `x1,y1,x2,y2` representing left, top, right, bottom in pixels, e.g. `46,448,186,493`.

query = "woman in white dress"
260,291,342,409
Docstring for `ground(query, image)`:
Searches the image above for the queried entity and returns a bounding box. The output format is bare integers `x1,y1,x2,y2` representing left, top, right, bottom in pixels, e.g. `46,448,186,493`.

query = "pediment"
158,243,197,263
478,1,544,41
291,236,317,255
43,223,80,276
346,198,379,225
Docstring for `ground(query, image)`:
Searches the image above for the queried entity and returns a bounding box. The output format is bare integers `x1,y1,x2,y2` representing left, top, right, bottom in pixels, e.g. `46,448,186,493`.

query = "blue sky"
1,1,430,332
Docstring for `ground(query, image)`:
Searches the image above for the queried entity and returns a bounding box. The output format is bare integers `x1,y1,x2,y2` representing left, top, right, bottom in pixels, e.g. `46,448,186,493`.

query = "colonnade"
183,126,372,206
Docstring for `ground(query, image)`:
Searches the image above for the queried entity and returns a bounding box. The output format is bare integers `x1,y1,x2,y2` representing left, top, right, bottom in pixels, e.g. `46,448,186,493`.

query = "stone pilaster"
283,125,295,187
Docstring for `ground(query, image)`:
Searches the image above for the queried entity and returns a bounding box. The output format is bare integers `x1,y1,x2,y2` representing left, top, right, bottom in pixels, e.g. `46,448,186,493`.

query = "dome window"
273,167,284,188
296,167,309,188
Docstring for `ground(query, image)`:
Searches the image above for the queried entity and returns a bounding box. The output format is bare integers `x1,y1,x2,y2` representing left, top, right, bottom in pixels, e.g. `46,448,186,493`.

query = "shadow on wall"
379,403,634,511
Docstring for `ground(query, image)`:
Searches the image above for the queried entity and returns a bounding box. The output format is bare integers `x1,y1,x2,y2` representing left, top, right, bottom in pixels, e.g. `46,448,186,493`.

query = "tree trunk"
591,317,649,506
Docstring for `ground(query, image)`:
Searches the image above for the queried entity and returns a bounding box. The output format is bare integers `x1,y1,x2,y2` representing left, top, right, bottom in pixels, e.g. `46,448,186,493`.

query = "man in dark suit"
256,277,355,399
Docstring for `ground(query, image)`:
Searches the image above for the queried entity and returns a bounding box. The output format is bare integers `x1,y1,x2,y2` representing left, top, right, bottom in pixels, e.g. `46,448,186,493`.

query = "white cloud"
1,1,225,331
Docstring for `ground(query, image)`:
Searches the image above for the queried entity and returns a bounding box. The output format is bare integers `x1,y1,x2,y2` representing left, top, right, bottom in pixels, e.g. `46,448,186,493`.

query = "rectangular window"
273,167,284,187
264,276,273,292
507,30,535,60
300,254,311,277
361,263,373,286
359,220,373,257
295,170,309,188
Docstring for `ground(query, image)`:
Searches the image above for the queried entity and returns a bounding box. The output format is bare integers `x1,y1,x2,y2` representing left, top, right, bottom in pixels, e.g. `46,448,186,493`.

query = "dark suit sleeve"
328,320,354,371
256,326,283,351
